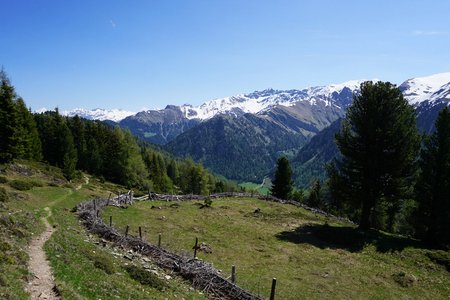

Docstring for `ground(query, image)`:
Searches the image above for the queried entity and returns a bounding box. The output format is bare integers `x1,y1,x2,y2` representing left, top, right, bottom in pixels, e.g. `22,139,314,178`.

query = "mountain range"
57,72,450,186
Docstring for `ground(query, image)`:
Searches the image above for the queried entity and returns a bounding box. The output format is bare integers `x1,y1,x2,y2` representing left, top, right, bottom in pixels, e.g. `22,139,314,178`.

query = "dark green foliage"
426,250,450,271
0,176,8,184
415,107,450,246
125,265,168,291
9,180,33,191
328,81,420,230
271,156,293,199
0,188,8,203
307,179,323,208
0,70,41,163
290,189,304,202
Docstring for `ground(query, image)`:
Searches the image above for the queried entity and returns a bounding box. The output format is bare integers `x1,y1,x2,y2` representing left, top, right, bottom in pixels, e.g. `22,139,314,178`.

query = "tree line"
271,81,450,247
0,71,235,195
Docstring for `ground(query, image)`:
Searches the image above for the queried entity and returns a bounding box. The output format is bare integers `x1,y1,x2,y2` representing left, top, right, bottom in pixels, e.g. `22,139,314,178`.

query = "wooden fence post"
231,265,236,283
158,233,161,247
125,225,129,237
109,216,112,227
270,278,277,300
93,199,97,211
193,237,198,259
139,226,142,239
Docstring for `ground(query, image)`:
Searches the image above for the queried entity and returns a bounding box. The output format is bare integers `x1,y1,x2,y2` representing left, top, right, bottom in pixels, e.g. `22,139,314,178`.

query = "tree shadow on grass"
276,223,424,253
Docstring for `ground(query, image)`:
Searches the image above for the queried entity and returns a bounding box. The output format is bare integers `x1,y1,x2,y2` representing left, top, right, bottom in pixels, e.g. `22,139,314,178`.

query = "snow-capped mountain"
178,79,371,120
61,108,135,122
400,72,450,105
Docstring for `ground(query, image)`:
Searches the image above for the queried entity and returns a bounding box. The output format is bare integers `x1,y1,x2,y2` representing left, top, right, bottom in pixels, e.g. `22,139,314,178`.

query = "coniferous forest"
0,71,235,195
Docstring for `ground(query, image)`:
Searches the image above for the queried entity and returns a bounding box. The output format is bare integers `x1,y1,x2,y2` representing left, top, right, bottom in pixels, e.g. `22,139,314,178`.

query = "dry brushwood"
77,198,262,300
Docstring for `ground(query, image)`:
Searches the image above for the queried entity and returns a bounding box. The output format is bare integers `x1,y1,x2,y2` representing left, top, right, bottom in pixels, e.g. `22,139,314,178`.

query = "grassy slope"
0,161,204,299
103,199,449,300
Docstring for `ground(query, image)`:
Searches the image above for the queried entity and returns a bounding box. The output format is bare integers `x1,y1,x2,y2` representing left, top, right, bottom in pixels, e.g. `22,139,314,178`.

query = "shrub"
125,265,167,291
82,249,118,275
427,250,450,271
9,180,33,191
0,188,9,203
0,176,8,184
392,271,417,287
93,254,117,274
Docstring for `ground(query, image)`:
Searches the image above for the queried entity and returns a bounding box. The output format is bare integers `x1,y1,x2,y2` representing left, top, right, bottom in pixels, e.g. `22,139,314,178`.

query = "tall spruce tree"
0,71,42,162
415,107,450,246
271,156,293,199
328,81,420,230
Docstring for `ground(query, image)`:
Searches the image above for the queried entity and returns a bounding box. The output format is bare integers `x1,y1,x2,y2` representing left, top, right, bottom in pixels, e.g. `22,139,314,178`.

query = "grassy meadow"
103,198,450,300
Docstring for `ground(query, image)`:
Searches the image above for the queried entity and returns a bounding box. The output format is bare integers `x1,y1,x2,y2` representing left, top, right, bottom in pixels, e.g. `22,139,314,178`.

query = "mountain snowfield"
399,72,450,105
178,79,372,120
50,72,450,122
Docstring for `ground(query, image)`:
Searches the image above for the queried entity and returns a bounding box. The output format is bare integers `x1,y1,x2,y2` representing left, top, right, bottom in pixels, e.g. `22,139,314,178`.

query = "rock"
123,254,133,260
198,242,213,253
165,275,172,280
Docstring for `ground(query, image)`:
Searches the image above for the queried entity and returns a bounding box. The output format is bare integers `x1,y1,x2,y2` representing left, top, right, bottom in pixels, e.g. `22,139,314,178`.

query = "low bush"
0,176,8,184
0,188,9,203
125,265,167,291
427,250,450,271
9,180,33,191
92,253,118,275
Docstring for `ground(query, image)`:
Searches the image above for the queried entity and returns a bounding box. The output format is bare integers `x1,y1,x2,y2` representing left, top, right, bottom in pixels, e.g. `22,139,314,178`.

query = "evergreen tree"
0,71,20,162
14,99,42,160
307,179,322,208
328,81,420,230
68,115,87,170
0,71,42,162
271,156,293,199
415,107,450,246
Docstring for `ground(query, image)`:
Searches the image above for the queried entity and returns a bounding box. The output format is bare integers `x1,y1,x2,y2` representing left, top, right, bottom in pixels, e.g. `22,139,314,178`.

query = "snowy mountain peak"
400,72,450,104
60,108,135,122
176,79,376,120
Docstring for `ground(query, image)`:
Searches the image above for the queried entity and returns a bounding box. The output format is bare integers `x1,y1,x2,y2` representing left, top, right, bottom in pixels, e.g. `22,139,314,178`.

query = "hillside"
0,161,206,299
103,197,450,299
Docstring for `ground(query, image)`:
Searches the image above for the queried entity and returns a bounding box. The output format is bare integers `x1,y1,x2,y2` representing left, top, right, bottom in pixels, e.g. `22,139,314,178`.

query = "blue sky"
1,0,450,111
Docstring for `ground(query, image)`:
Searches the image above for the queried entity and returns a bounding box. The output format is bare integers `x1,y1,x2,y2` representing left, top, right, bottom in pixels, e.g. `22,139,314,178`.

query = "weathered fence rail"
77,197,263,300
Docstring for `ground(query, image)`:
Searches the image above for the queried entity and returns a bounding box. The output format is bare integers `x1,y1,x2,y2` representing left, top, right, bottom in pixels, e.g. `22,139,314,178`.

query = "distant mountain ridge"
51,72,450,184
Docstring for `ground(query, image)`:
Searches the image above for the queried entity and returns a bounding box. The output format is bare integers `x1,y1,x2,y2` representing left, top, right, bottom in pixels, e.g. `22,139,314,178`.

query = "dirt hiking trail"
26,207,59,299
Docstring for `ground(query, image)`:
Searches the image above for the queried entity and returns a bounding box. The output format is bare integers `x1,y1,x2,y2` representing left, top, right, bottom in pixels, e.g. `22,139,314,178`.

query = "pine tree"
0,71,19,162
307,179,322,208
0,71,42,162
415,107,450,246
271,156,293,199
328,81,420,230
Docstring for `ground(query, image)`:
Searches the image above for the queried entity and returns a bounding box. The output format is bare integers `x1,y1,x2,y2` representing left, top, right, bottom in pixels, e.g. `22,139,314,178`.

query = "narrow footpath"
26,207,59,300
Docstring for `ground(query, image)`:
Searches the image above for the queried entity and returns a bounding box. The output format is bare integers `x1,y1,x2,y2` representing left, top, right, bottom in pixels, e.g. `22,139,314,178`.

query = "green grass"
0,161,206,299
103,199,450,300
239,181,270,195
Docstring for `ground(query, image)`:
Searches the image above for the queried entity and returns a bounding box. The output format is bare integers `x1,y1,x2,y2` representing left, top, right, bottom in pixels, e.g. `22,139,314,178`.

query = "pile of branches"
76,198,262,300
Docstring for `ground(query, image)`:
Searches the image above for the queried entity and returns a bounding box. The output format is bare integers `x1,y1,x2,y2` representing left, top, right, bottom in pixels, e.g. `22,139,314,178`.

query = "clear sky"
1,0,450,112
